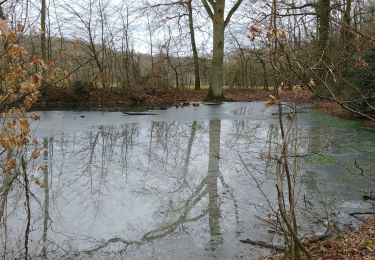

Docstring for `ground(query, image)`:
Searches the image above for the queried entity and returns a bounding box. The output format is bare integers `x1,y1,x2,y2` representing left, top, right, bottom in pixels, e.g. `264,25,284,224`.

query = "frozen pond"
1,102,375,259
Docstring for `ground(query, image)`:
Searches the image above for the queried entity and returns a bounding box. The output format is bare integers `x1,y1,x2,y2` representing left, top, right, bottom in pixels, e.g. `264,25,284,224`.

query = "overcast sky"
4,0,322,55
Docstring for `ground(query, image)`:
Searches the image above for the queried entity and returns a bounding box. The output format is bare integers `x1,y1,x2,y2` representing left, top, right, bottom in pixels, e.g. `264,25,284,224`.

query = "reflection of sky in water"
1,103,374,259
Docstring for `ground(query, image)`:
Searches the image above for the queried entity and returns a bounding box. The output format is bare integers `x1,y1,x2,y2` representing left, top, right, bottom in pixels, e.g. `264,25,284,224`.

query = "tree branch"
207,0,216,9
224,0,243,27
201,0,214,20
286,2,318,10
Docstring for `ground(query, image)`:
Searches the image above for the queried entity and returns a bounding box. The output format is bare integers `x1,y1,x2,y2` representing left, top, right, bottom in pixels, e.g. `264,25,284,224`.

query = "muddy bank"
34,86,204,110
33,86,373,127
33,87,308,110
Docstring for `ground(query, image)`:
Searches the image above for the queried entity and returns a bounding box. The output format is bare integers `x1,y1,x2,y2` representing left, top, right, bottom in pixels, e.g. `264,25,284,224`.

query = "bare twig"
21,156,30,260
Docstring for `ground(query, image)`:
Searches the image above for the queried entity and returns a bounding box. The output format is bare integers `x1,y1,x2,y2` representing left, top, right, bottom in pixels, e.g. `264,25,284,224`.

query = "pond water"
1,102,375,259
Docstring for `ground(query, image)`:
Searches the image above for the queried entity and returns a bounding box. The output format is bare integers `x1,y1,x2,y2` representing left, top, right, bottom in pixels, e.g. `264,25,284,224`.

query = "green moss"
306,154,334,166
204,87,232,102
360,140,375,153
326,118,360,127
308,110,361,127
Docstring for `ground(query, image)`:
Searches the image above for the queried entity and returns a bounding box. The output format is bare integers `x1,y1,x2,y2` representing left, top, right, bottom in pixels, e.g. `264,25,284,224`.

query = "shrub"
71,80,94,96
347,49,375,117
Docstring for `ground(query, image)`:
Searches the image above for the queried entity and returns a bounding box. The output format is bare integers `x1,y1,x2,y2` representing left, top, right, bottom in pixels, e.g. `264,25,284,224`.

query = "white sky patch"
2,0,330,56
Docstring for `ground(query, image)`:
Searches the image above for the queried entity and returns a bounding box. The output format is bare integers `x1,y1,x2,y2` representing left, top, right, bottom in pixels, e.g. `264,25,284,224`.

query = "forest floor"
33,85,320,108
262,218,375,260
34,85,373,126
36,85,277,109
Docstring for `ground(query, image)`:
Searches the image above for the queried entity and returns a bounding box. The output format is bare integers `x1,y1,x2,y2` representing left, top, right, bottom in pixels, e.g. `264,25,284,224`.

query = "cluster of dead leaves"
305,219,375,259
263,219,375,260
249,24,262,41
0,19,46,185
0,113,42,176
249,23,287,42
265,81,313,107
266,95,279,107
0,19,17,42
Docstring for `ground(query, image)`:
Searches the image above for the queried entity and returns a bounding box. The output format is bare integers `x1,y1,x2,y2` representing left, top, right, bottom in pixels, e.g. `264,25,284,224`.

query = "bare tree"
187,0,201,90
41,0,47,61
201,0,243,100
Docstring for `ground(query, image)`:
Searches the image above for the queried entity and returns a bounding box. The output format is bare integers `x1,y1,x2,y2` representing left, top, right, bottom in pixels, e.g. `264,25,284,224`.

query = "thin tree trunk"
187,0,201,90
342,0,353,54
40,0,47,94
42,138,50,259
147,14,154,75
259,56,269,90
41,0,46,60
318,0,331,56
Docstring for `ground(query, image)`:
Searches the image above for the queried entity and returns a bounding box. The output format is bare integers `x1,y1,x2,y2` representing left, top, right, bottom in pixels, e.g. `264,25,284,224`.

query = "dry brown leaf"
31,113,40,121
16,23,24,32
38,164,46,172
293,85,303,93
7,159,16,170
265,95,278,107
31,149,40,159
278,30,286,40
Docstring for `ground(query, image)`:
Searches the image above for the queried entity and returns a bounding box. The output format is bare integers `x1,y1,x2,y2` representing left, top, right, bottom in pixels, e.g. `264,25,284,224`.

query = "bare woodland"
0,0,374,259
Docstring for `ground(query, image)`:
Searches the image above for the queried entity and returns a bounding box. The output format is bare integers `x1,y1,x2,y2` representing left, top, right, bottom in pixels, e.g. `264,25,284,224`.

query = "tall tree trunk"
343,0,352,32
342,0,353,54
41,0,46,60
271,0,280,94
147,14,154,75
318,0,331,56
41,0,47,94
201,0,243,101
209,1,225,99
124,7,131,88
187,0,201,90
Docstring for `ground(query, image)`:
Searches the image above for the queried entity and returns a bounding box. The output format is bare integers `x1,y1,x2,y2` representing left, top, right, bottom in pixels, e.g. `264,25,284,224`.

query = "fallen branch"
304,231,334,244
123,112,157,116
240,239,284,252
271,111,306,115
363,195,375,201
349,212,375,216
